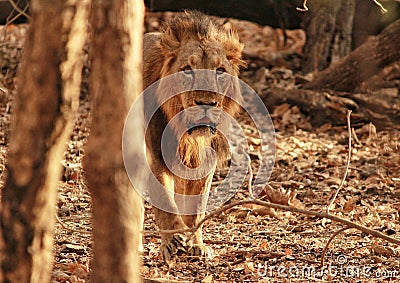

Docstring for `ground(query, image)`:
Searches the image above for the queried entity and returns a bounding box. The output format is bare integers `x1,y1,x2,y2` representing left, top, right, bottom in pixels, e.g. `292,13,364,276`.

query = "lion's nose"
195,100,217,107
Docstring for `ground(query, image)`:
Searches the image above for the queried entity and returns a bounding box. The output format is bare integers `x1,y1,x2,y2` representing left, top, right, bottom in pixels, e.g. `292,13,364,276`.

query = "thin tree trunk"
0,0,79,281
303,19,400,92
85,0,145,281
301,0,355,73
331,0,355,63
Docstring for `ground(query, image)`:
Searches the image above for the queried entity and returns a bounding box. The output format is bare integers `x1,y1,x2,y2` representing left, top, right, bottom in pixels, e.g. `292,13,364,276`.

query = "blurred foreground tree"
0,0,146,281
0,0,78,281
85,0,145,281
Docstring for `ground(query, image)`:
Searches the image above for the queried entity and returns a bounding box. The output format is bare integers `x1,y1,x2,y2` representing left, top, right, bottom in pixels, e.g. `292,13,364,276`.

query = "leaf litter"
1,15,400,283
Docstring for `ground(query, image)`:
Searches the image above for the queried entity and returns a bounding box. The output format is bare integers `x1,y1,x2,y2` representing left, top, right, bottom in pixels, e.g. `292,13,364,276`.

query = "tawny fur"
143,10,246,261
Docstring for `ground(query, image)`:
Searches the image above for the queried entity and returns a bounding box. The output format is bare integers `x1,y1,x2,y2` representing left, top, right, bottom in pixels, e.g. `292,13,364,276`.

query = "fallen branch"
151,198,400,247
259,87,400,129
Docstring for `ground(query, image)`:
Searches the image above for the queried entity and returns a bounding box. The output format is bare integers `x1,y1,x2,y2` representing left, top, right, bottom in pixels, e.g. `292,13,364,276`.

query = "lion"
143,10,246,262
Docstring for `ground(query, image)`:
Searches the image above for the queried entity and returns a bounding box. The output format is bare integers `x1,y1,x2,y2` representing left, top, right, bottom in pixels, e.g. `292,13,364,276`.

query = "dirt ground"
1,13,400,283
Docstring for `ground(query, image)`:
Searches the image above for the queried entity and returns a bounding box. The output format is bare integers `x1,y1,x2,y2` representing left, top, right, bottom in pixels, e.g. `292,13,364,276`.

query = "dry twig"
6,0,30,23
296,0,309,12
373,0,388,14
246,151,254,199
0,86,9,94
327,110,352,213
295,0,387,14
321,227,350,266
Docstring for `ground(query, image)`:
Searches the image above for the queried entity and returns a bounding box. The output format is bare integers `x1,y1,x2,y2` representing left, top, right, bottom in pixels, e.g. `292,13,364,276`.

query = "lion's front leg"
148,169,190,262
183,213,214,259
176,173,214,259
153,208,189,262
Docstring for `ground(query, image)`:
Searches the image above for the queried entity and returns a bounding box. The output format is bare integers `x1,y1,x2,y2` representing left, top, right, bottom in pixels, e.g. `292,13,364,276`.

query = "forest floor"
1,13,400,283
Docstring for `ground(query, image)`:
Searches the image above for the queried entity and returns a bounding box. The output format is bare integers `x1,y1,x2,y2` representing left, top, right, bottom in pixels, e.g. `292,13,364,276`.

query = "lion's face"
157,36,245,136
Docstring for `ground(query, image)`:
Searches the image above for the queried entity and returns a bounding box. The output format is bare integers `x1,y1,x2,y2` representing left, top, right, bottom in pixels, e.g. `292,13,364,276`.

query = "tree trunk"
85,0,145,281
352,0,382,49
332,0,355,62
303,19,400,92
301,0,355,73
0,0,79,281
257,19,400,129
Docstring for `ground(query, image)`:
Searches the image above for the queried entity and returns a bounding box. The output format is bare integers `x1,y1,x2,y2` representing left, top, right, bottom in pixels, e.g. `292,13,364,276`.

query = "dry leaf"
317,123,332,132
259,240,270,251
253,207,278,218
326,177,342,186
343,198,357,212
249,137,261,145
259,184,303,208
68,263,88,273
244,261,256,274
201,275,213,283
371,245,396,257
52,270,70,282
244,203,278,218
272,103,291,117
284,248,293,256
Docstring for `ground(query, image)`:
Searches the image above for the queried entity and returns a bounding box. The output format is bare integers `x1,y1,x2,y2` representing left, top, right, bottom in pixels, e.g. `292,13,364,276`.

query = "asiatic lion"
143,10,246,262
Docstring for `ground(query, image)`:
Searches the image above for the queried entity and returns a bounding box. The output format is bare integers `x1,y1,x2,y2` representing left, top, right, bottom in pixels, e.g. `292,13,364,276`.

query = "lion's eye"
182,65,194,76
216,67,226,75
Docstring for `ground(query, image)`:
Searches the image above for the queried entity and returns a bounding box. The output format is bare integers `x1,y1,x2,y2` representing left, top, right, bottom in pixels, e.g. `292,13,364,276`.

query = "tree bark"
301,0,355,73
0,0,79,281
85,0,145,281
303,19,400,92
352,0,381,49
260,87,400,129
332,0,355,62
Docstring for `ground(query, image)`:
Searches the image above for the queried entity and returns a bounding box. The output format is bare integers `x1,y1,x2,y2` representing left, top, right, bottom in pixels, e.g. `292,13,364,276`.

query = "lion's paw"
160,234,188,262
188,244,214,260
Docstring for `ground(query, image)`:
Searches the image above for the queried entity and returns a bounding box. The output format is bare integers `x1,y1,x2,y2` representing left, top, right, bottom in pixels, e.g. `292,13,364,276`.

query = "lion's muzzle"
185,102,221,135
